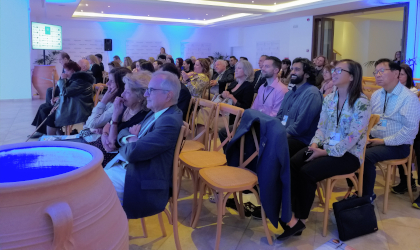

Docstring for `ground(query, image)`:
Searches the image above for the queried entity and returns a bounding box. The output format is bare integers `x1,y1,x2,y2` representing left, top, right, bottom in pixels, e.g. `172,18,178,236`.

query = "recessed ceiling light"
188,18,190,19
204,19,206,20
108,6,110,7
206,14,208,15
86,4,88,6
274,2,276,4
148,15,150,16
252,1,254,2
101,11,103,13
222,15,224,16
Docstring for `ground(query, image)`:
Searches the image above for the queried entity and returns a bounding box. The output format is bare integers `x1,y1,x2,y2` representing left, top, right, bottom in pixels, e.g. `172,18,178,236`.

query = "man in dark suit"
95,54,105,71
105,71,183,219
253,55,268,93
210,60,235,95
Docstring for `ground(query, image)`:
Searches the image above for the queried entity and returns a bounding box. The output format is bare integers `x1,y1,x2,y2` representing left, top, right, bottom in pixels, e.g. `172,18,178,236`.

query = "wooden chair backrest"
362,76,376,85
362,84,382,100
93,83,107,106
238,126,259,168
185,97,196,123
212,103,244,152
189,98,217,149
173,125,187,199
358,114,380,196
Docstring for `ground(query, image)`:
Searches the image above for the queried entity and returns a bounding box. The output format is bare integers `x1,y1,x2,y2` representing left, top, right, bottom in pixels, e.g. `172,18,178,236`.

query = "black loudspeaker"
104,39,112,51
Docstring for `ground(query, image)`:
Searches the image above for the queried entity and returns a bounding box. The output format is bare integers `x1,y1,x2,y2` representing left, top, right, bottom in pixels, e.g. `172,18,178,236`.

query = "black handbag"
333,195,378,241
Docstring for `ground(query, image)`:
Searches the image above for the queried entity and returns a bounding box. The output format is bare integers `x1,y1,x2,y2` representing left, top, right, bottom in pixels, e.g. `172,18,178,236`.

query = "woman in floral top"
277,59,371,240
181,58,210,98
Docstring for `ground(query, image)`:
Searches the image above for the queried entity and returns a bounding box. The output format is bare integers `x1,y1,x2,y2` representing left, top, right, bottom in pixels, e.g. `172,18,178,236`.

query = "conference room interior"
1,0,420,249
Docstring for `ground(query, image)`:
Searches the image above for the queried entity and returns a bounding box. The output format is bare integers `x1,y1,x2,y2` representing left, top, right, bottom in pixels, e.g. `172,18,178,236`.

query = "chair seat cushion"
199,166,258,189
182,140,205,153
180,151,227,169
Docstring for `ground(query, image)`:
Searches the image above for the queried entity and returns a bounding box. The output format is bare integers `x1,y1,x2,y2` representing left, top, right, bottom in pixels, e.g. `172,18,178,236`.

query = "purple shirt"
251,77,288,117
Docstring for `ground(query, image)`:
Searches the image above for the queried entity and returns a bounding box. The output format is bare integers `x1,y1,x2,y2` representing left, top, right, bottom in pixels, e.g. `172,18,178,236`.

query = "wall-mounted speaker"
104,39,112,51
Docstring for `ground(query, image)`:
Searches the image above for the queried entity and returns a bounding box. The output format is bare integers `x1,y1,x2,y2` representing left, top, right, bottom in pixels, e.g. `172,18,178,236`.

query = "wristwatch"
110,120,119,125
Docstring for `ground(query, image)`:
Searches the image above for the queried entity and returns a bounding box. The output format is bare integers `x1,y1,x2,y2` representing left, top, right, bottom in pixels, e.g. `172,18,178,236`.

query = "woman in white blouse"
277,59,372,240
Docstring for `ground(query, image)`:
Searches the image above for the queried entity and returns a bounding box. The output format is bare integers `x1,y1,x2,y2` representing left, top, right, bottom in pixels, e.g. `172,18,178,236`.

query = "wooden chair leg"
317,182,324,205
192,181,206,229
215,191,225,250
141,218,148,238
158,213,167,237
383,165,393,214
171,199,182,250
322,178,332,237
406,163,414,203
248,188,273,245
190,170,199,227
164,207,173,225
392,165,397,185
233,192,245,219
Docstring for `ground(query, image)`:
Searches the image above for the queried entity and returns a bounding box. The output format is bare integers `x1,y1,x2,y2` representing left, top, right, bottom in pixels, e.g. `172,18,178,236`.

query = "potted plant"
32,50,60,99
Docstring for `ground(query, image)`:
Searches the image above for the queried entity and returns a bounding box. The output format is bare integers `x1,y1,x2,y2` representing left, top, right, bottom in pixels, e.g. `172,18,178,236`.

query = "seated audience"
210,60,234,95
229,56,238,71
330,60,338,67
104,71,183,219
95,54,105,71
176,57,183,72
278,59,371,239
251,57,323,219
160,63,192,121
314,55,328,89
124,57,133,70
253,55,268,93
183,59,194,73
139,59,147,64
99,71,152,167
166,57,175,64
251,56,288,117
208,56,215,69
108,61,121,71
319,64,335,95
240,57,248,61
140,62,155,73
78,59,92,74
399,63,418,94
48,61,95,135
157,47,168,59
149,57,155,63
158,54,167,62
205,58,213,80
190,56,197,65
83,67,131,136
87,54,103,84
113,55,122,66
132,60,141,73
363,59,420,202
153,60,163,71
130,61,137,72
279,58,292,88
182,58,210,98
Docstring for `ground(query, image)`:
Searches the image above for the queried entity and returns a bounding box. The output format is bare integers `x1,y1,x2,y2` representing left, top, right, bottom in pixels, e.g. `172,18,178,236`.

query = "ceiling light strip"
72,12,253,25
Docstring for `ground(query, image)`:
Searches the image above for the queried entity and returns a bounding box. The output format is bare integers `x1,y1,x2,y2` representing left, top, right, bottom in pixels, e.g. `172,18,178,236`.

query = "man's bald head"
78,59,90,72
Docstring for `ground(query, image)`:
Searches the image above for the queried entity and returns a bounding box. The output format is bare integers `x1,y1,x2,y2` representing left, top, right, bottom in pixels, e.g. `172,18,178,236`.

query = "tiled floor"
1,99,419,250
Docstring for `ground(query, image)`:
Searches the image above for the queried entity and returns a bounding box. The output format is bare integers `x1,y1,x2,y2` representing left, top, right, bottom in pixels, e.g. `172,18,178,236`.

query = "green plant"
34,50,61,65
213,52,229,60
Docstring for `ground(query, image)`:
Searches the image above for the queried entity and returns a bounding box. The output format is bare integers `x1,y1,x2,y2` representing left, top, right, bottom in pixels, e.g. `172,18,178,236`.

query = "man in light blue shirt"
363,59,420,201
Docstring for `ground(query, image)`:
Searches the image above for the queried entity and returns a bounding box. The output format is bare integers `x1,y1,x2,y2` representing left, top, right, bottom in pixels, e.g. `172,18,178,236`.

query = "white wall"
228,16,313,69
0,0,32,100
334,19,403,76
29,17,230,73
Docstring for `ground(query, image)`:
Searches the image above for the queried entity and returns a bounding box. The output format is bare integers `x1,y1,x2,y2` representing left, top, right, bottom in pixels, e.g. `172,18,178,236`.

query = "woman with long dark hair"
277,59,371,239
140,61,155,73
393,51,402,65
399,63,417,94
183,58,194,73
176,57,184,72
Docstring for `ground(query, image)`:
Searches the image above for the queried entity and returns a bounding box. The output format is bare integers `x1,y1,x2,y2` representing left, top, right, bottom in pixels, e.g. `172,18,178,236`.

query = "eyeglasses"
331,68,351,74
145,87,170,95
373,68,391,76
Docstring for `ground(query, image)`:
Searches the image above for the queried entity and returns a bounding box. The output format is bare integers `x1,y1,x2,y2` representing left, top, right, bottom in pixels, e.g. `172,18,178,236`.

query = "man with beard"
251,56,288,117
251,57,323,220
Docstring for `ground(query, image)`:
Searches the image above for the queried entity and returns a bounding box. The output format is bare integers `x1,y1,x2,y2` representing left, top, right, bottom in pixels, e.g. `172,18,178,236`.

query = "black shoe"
243,202,256,217
278,219,302,236
70,129,78,135
413,195,420,209
226,198,237,210
252,206,262,220
391,182,417,194
276,220,305,240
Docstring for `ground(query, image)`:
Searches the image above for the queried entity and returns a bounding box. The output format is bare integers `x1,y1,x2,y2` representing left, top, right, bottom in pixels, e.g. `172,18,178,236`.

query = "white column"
0,0,32,100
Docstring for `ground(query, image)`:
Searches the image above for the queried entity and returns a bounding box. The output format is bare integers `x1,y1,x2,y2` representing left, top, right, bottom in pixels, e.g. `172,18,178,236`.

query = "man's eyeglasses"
331,68,351,74
373,68,391,76
145,88,170,95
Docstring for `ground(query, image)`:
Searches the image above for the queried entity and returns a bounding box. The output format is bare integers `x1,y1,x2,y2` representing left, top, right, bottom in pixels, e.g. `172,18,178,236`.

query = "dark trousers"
288,137,307,158
363,144,410,197
290,148,359,219
31,103,55,134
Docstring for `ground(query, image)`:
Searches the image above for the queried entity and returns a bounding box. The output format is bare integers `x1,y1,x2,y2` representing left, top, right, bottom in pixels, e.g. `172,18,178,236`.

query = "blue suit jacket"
226,109,292,226
117,105,183,219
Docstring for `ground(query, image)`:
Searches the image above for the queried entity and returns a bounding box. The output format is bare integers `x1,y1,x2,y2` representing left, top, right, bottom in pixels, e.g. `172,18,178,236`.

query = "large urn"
0,142,129,250
32,65,59,99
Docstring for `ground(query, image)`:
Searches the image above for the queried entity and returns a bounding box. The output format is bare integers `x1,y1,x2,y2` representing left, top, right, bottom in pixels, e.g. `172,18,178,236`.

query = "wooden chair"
320,114,380,236
179,103,244,226
182,98,217,153
362,76,376,85
93,83,108,107
376,144,414,213
131,125,187,249
192,126,273,250
362,84,382,100
185,97,196,123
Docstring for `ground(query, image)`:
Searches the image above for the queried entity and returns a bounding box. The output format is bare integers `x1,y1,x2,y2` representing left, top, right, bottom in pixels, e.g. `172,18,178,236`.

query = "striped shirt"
370,82,420,146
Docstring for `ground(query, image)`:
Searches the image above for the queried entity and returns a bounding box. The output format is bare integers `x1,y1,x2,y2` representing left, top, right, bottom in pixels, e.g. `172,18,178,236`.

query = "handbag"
333,195,378,241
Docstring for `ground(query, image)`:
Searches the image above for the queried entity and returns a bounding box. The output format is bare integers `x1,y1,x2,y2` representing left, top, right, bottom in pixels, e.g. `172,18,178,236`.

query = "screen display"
32,22,62,50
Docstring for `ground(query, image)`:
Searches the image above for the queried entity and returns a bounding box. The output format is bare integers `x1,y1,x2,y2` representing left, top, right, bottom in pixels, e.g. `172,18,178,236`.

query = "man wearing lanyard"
104,71,183,220
363,58,420,202
252,55,268,93
252,58,323,220
251,56,288,117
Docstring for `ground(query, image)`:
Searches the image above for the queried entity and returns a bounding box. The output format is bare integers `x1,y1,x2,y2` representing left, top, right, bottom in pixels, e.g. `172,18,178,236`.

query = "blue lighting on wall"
160,25,196,58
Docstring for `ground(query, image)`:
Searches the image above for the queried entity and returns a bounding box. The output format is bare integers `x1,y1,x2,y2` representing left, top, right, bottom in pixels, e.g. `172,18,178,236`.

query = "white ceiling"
30,0,400,27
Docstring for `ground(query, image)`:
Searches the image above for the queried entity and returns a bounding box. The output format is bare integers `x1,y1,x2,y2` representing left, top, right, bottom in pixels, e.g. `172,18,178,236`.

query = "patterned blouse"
186,73,209,98
310,91,371,164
